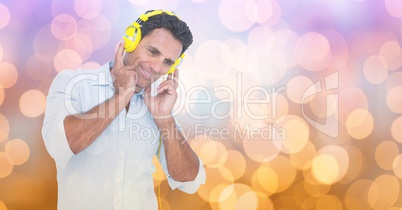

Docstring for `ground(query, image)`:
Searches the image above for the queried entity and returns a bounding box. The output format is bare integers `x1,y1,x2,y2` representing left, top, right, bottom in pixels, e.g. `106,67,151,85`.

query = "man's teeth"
144,69,151,76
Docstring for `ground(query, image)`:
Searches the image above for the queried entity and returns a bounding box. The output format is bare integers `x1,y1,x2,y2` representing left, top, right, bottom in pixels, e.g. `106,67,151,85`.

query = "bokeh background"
1,0,402,209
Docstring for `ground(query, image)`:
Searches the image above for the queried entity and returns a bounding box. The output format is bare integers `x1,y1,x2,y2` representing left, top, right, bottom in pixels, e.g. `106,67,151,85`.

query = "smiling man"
42,10,205,210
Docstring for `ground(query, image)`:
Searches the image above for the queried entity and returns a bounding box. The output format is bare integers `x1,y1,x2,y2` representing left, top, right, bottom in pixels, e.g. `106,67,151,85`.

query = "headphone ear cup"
123,22,142,52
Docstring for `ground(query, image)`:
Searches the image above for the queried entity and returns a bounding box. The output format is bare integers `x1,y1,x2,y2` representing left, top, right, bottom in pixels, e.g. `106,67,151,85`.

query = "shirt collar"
89,61,114,87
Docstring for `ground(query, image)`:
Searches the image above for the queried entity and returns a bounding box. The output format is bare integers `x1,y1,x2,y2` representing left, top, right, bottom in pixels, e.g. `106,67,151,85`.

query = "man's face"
124,28,183,90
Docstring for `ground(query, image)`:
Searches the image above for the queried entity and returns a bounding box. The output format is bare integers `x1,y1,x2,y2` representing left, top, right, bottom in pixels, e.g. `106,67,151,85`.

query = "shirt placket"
113,111,127,210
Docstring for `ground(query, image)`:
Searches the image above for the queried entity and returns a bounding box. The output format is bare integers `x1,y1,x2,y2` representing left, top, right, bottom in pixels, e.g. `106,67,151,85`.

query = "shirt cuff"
166,157,206,194
42,118,75,169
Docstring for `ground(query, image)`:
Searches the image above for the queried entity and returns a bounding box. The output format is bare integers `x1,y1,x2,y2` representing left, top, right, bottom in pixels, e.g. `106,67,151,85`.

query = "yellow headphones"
123,10,185,74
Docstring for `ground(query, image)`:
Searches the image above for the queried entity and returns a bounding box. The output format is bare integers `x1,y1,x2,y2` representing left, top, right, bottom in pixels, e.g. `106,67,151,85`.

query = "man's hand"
143,69,179,119
111,41,138,104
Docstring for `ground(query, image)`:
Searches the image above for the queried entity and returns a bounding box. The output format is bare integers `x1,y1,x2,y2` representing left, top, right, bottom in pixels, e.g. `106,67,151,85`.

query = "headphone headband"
138,10,177,23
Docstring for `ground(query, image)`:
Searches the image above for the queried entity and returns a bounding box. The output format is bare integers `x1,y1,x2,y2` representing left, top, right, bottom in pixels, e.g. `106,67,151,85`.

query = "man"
42,10,206,209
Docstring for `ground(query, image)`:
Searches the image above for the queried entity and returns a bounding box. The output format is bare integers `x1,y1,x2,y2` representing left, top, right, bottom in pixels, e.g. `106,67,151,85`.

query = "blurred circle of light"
278,0,298,16
241,123,281,163
346,108,374,140
245,0,274,24
375,140,399,170
316,194,343,210
197,167,234,202
391,116,402,143
301,195,320,209
294,32,331,71
338,87,368,125
321,29,349,69
209,184,228,204
53,49,83,72
264,155,296,193
317,145,349,184
74,0,102,19
5,139,30,165
393,154,402,179
19,89,47,118
217,166,235,183
311,154,339,185
363,55,388,84
340,146,365,184
303,180,331,197
63,31,94,62
380,40,402,70
0,152,13,178
272,29,299,69
286,76,313,104
289,140,316,171
51,14,78,41
248,26,276,53
25,54,53,81
276,115,309,154
0,62,18,89
76,15,111,51
385,0,402,17
218,183,257,210
198,140,228,168
256,51,287,84
0,4,10,29
387,72,402,92
293,181,310,207
235,191,259,210
255,193,274,210
251,166,278,195
387,86,402,114
344,179,373,210
33,25,60,59
221,150,246,180
368,175,399,209
0,114,9,143
194,40,233,80
219,0,255,32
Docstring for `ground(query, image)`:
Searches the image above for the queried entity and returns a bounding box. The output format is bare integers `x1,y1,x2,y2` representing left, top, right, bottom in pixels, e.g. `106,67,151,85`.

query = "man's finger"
114,40,126,68
173,69,179,83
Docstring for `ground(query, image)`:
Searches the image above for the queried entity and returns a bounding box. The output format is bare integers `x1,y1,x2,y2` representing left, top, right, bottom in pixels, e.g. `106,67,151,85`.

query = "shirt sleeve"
41,70,81,169
157,119,206,194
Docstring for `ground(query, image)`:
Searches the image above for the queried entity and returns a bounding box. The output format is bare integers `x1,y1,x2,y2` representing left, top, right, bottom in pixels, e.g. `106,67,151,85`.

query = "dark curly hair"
139,10,193,55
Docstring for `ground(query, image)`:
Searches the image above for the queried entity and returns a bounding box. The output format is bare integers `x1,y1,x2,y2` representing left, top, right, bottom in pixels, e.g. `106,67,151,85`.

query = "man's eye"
164,60,173,66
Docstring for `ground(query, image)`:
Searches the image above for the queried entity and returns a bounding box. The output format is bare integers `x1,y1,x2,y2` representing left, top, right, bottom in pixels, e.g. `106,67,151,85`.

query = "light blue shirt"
42,62,206,210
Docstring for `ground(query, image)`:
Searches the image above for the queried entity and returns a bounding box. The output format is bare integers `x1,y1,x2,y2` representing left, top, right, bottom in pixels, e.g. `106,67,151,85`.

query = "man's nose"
149,58,164,74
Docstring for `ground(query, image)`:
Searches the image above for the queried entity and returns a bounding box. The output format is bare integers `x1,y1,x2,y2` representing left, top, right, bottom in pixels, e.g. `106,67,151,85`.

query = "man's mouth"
143,69,151,77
